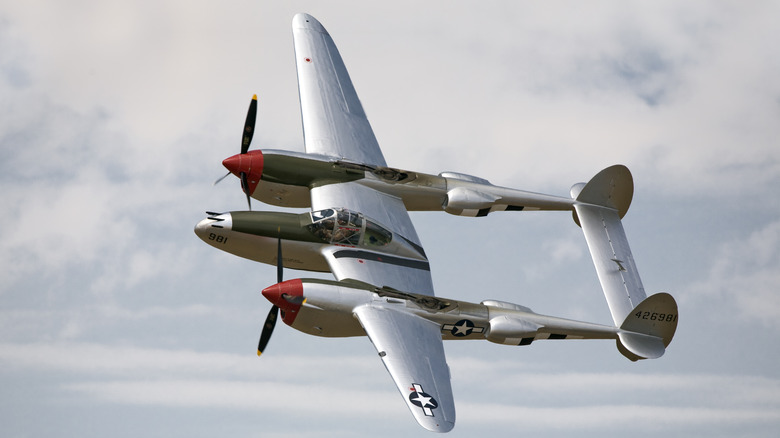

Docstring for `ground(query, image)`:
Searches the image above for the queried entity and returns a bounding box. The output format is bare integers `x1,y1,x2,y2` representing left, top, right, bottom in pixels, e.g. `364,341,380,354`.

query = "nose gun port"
194,213,233,241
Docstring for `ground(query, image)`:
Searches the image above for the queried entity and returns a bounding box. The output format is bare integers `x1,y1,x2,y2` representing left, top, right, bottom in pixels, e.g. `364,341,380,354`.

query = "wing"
293,14,432,294
292,13,386,166
354,304,456,432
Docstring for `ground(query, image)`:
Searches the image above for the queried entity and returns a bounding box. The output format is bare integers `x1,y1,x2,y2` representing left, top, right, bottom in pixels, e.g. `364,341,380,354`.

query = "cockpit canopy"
308,208,392,247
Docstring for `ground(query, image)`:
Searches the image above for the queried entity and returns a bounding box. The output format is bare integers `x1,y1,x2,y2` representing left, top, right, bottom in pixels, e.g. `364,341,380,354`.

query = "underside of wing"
292,13,386,166
354,304,455,433
321,246,434,295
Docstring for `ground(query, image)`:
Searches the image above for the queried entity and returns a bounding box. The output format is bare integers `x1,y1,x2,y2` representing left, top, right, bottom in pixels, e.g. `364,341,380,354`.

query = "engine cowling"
482,300,540,345
442,187,499,216
486,316,541,345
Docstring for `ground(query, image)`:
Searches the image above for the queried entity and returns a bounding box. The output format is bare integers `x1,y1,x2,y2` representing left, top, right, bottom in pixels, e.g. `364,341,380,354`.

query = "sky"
1,1,779,437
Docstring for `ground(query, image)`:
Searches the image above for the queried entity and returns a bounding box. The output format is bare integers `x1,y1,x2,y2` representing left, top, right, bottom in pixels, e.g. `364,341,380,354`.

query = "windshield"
364,221,392,247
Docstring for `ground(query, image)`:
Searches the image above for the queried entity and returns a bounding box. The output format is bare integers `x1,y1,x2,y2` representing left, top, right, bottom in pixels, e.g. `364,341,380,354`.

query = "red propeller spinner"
262,279,305,326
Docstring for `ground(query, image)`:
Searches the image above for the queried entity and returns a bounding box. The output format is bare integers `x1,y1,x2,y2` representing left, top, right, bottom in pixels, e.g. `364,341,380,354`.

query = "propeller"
240,95,258,210
241,95,257,155
257,234,283,356
215,94,258,211
257,304,278,356
240,172,252,211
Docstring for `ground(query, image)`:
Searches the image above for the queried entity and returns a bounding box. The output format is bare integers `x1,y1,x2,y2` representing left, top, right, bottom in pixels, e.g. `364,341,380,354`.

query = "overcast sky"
2,1,779,437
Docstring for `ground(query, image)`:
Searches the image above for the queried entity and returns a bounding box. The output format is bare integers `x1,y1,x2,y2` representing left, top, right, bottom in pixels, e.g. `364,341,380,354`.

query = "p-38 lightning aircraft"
195,13,678,433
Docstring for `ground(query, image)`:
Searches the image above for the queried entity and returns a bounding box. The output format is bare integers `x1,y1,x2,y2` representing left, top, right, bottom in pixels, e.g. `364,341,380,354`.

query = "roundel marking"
408,384,438,417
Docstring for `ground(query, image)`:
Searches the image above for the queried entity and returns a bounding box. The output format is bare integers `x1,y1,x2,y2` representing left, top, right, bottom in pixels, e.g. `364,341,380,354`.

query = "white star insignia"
453,321,472,336
411,393,434,408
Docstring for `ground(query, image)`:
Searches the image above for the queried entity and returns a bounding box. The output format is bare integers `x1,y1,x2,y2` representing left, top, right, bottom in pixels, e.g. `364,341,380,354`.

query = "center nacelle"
194,207,425,272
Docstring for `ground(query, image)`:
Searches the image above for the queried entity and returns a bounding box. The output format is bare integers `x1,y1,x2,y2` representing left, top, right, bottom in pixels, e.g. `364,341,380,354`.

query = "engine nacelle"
485,316,541,345
482,300,540,345
442,187,499,217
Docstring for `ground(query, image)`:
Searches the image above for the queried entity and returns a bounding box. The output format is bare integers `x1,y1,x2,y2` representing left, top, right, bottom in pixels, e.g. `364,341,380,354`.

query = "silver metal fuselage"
194,208,426,272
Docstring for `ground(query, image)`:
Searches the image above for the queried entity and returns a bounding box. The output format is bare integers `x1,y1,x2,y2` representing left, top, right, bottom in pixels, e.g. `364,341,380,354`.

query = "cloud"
0,342,383,384
352,2,780,200
687,220,780,330
458,403,780,430
3,342,777,435
65,379,400,415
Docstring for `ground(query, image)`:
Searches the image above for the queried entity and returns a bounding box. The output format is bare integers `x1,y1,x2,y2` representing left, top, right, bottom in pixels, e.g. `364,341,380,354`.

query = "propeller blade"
241,95,258,154
213,171,231,186
257,305,278,356
258,235,284,357
276,233,283,283
240,172,251,210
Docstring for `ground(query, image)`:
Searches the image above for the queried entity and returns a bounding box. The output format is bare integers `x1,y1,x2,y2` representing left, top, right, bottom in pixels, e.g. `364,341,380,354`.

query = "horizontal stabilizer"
573,202,645,325
571,165,647,327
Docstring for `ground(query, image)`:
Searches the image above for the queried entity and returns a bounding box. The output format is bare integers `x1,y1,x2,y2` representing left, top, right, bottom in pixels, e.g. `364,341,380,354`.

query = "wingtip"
292,13,328,34
420,420,455,433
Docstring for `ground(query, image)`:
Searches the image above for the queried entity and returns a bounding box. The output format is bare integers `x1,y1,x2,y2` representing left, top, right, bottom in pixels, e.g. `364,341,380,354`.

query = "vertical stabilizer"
617,292,678,360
